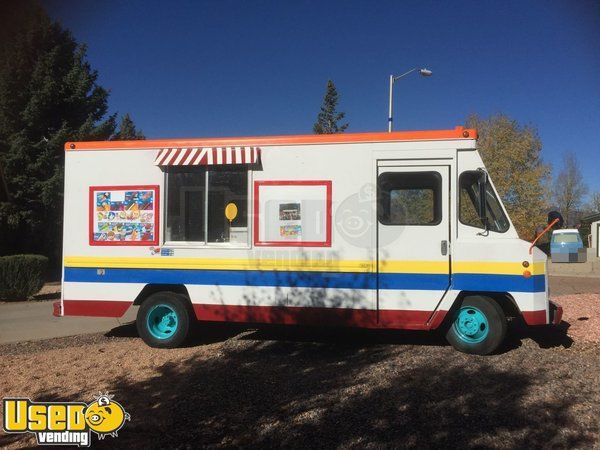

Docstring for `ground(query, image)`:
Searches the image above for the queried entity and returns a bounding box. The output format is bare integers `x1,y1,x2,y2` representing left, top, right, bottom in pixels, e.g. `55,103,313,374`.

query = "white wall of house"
591,221,600,258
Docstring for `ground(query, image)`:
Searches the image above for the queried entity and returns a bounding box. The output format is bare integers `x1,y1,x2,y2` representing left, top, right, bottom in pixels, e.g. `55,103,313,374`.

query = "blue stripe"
65,268,376,289
64,267,544,293
379,273,449,290
453,273,545,293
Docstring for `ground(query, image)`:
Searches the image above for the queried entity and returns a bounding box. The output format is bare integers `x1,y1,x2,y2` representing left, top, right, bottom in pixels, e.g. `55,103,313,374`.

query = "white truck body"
57,127,559,336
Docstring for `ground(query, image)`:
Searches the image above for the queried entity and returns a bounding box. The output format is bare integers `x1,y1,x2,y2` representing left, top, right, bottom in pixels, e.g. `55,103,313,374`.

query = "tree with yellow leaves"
466,114,551,239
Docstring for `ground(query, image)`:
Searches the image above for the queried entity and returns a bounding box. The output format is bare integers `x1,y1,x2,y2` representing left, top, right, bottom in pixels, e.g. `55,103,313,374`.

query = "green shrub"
0,255,48,300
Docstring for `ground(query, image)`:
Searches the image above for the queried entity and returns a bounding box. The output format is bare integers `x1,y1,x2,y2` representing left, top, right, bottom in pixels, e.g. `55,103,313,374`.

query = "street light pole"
388,67,432,132
388,74,394,133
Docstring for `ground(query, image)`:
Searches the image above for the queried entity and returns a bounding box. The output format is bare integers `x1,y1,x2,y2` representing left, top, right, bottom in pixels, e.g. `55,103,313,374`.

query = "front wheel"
445,296,507,355
137,292,191,348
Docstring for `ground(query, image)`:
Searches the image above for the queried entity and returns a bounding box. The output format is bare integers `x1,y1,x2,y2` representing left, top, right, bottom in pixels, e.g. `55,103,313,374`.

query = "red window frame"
89,185,160,246
253,180,332,247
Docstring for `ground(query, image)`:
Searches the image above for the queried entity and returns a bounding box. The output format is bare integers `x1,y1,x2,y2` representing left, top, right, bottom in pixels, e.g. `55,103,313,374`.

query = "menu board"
89,185,159,246
254,180,331,247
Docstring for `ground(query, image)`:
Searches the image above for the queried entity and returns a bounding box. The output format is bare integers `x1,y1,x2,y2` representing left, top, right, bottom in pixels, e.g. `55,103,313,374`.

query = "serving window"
165,166,249,245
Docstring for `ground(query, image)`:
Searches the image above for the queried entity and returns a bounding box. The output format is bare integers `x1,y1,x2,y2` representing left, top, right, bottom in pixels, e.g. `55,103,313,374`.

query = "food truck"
55,127,562,355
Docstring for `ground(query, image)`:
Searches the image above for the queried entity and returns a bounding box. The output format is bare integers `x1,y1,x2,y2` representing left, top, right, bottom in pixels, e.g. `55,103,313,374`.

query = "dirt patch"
549,275,600,296
0,309,598,448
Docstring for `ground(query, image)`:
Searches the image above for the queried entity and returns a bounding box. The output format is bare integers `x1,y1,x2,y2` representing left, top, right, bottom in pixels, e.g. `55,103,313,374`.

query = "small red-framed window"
89,185,159,246
253,180,332,247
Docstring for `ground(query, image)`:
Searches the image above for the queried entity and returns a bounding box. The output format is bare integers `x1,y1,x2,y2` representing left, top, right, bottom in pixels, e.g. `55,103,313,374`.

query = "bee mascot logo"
3,393,130,447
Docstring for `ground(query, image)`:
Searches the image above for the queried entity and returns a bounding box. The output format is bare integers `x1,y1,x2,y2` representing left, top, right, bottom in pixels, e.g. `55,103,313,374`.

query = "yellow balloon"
225,203,238,222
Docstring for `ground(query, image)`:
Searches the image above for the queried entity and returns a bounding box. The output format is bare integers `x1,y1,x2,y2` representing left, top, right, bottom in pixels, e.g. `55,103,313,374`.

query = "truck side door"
376,164,451,328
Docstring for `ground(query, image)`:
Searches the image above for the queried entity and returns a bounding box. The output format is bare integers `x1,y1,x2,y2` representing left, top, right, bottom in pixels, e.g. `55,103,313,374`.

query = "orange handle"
529,218,560,254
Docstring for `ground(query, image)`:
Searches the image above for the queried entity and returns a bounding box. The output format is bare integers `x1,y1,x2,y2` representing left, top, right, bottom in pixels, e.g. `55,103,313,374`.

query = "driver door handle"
441,240,448,256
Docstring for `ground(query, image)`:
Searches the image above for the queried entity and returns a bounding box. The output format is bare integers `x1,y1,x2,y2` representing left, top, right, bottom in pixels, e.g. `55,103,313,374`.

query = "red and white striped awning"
154,147,261,166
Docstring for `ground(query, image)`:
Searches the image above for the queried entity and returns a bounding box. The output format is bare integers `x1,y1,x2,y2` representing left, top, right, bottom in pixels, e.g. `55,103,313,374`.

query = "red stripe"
176,148,191,165
164,148,180,165
194,148,207,165
154,149,165,165
193,304,447,330
156,146,261,166
427,309,448,329
62,300,132,317
522,310,547,325
156,148,171,165
61,300,448,331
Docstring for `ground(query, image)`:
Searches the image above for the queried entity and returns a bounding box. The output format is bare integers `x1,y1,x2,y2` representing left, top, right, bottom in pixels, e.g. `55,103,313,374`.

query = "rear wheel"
137,292,191,348
445,296,506,355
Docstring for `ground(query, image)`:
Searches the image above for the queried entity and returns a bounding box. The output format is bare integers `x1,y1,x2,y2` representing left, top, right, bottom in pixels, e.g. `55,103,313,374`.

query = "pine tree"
313,80,348,134
0,1,140,270
111,113,145,140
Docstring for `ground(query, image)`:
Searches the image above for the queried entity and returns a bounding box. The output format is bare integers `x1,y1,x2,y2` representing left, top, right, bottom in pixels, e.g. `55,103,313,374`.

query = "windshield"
552,233,580,244
459,171,510,233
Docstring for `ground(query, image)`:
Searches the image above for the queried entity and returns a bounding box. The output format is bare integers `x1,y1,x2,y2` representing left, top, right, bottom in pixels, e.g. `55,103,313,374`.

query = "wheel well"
133,284,190,306
452,291,520,318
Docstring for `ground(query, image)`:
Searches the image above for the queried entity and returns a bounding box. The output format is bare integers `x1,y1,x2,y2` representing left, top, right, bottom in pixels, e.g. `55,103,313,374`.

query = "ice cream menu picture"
89,185,159,246
279,203,302,239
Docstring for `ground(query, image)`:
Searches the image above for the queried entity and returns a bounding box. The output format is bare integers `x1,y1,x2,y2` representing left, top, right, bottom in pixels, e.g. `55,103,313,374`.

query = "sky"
43,0,600,193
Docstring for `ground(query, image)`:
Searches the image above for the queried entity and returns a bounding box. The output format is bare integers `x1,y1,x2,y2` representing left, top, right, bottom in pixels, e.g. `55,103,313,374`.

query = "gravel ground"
0,294,598,449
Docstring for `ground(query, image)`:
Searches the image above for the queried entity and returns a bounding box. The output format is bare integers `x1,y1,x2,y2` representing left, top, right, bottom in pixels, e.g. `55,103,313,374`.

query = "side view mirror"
547,211,564,229
529,211,564,255
477,169,488,230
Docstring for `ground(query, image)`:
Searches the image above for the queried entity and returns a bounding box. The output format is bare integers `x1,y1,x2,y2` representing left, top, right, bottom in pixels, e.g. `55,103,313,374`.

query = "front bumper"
549,300,563,325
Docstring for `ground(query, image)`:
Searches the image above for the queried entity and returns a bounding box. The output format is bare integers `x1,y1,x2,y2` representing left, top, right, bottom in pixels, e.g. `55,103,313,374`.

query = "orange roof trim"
65,126,477,151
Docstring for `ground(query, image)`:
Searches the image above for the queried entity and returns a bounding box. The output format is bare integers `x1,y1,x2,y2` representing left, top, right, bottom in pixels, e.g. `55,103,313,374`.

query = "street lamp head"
419,68,433,77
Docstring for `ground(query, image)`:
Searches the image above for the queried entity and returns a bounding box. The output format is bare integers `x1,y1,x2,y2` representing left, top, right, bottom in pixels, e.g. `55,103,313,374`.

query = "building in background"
580,213,600,258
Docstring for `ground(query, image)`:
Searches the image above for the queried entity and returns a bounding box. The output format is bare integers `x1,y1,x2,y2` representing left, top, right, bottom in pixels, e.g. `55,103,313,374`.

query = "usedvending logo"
3,393,130,447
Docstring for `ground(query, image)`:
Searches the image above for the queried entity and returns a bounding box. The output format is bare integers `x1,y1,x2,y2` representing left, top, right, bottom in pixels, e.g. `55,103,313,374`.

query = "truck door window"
165,167,248,244
459,171,509,233
377,171,442,225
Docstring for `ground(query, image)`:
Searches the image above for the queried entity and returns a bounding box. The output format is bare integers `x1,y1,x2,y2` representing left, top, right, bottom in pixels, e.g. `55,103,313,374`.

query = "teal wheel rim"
453,306,489,344
146,304,179,339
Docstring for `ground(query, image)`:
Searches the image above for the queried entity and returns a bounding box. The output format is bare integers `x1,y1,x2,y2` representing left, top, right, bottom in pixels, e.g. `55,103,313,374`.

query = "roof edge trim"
65,126,477,151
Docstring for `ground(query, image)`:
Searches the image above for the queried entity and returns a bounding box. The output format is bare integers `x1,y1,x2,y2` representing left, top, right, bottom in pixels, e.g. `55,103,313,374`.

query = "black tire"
136,292,192,348
445,296,507,355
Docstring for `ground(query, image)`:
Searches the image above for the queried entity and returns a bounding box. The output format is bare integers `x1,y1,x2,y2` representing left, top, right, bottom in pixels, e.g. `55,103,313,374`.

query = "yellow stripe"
64,256,544,275
64,256,375,273
453,261,545,276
